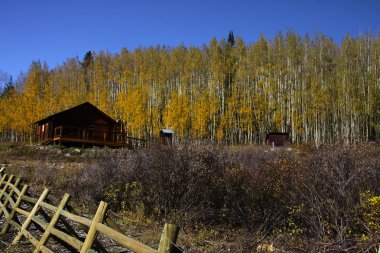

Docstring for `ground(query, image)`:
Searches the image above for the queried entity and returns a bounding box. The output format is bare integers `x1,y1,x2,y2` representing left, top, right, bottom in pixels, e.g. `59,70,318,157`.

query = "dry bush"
5,142,379,251
66,143,380,231
280,143,380,252
67,143,259,228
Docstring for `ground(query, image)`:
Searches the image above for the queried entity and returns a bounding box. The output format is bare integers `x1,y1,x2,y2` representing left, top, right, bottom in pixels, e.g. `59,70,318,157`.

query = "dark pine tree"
228,30,235,47
82,51,94,92
0,76,14,98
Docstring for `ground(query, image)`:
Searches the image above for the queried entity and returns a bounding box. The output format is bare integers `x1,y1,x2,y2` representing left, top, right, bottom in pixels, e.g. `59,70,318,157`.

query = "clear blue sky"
0,0,379,82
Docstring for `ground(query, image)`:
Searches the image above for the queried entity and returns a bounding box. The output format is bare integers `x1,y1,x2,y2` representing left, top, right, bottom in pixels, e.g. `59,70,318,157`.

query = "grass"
1,141,380,252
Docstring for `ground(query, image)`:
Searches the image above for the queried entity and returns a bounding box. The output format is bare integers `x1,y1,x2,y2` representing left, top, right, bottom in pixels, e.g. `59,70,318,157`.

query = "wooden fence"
0,168,180,253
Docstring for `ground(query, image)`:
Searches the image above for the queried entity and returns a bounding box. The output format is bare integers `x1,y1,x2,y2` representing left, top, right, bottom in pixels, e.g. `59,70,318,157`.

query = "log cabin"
35,102,145,148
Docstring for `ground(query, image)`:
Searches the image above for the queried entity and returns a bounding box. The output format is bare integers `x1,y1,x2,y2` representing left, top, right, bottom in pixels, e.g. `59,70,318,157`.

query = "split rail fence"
0,168,180,253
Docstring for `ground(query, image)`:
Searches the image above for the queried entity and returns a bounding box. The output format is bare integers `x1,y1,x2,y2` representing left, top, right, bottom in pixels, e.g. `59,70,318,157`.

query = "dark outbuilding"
160,129,174,145
266,132,289,147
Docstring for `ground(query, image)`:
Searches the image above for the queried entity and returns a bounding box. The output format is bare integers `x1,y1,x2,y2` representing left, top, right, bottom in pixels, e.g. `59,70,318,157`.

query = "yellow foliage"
163,91,190,139
358,191,380,234
115,86,148,138
0,33,379,144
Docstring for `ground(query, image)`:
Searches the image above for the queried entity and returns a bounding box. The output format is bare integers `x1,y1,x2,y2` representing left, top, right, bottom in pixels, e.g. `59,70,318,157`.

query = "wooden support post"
12,188,49,245
2,184,29,234
62,204,108,253
158,223,180,253
0,178,20,217
0,175,14,198
0,174,7,188
33,193,70,253
0,175,14,218
80,201,108,253
0,173,7,203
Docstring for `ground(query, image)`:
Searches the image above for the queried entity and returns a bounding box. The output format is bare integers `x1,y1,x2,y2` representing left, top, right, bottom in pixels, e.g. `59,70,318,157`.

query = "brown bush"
288,143,380,252
7,142,379,251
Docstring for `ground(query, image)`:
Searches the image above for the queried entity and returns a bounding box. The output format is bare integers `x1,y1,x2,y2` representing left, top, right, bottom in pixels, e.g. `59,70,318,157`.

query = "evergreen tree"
82,51,94,92
228,30,235,47
0,76,14,98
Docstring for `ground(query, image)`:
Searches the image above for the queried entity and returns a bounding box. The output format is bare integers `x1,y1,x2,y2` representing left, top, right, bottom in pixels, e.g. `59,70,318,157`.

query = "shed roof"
265,132,289,139
160,129,174,134
35,102,116,125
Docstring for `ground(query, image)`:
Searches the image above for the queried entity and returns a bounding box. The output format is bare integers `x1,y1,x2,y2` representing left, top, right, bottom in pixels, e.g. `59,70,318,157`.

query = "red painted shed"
266,132,289,147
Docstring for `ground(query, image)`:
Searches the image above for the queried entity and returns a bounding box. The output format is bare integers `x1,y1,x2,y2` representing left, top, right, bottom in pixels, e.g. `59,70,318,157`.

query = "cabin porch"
42,126,146,148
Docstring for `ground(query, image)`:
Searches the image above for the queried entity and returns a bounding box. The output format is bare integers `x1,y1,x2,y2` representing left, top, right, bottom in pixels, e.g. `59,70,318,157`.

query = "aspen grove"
1,31,380,145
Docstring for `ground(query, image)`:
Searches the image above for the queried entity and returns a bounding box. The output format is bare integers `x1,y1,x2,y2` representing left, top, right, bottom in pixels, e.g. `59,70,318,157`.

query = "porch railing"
54,126,146,148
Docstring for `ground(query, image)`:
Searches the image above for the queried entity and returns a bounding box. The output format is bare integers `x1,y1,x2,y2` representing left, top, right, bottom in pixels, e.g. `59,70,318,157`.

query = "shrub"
7,141,380,251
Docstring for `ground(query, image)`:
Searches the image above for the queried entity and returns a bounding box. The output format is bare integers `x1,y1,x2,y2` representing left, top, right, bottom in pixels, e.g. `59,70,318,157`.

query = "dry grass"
1,142,380,252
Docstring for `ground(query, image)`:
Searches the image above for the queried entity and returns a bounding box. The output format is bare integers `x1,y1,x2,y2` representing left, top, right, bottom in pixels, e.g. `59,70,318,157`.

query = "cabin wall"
37,121,54,143
160,133,173,145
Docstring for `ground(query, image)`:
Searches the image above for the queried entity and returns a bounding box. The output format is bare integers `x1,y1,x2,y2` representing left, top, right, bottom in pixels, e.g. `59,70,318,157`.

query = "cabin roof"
35,102,116,125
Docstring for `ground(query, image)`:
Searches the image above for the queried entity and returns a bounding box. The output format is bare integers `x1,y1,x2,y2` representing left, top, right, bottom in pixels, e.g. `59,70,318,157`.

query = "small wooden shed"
266,132,289,147
160,129,174,145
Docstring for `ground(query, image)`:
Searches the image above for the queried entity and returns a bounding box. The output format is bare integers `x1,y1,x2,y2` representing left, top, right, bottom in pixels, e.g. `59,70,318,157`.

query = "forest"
0,31,380,145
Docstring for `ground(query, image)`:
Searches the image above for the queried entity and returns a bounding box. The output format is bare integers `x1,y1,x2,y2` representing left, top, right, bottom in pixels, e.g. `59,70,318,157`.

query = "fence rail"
0,168,180,253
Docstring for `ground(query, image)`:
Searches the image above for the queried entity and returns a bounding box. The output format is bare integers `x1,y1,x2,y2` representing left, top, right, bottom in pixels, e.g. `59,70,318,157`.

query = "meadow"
1,142,380,252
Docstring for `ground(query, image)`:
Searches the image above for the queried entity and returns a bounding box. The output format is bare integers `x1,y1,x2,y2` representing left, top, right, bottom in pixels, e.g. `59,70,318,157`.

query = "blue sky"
0,0,379,82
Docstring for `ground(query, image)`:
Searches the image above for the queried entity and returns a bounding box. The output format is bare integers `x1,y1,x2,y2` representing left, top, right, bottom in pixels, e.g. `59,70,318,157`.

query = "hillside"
1,142,379,252
1,32,380,145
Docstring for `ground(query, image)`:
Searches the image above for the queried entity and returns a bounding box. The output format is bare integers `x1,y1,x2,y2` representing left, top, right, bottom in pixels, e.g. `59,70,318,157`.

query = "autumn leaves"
0,32,379,144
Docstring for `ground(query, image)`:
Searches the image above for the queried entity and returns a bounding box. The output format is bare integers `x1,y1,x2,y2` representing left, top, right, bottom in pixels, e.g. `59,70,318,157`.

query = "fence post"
0,175,14,199
12,188,49,245
0,175,14,217
80,201,108,253
158,223,180,253
1,184,29,234
33,193,70,253
0,177,20,217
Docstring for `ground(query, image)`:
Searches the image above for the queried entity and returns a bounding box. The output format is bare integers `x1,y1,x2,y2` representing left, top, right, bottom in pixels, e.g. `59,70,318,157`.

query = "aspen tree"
1,32,379,144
